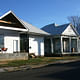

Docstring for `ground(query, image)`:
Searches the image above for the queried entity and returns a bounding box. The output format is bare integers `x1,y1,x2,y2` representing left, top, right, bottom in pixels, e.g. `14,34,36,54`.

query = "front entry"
20,33,29,52
44,38,51,56
63,38,69,52
63,38,78,53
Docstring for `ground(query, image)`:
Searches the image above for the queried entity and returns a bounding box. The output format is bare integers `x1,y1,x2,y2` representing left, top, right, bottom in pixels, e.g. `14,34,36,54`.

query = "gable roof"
41,23,70,35
0,10,23,28
0,10,28,32
0,10,49,35
76,27,80,35
21,20,50,35
41,23,79,36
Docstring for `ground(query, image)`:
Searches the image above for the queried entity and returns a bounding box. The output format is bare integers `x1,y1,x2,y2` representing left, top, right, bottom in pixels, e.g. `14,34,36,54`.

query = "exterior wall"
78,39,80,52
53,38,61,53
29,35,44,56
62,25,76,36
0,53,28,61
44,38,51,56
44,38,51,54
0,29,20,53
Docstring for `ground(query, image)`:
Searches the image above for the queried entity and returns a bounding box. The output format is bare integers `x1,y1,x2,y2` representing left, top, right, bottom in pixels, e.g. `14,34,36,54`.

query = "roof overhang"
28,32,50,36
0,10,29,31
0,26,28,32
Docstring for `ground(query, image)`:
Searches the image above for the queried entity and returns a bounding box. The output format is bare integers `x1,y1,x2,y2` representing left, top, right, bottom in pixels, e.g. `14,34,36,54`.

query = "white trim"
70,24,79,36
0,26,28,32
62,24,79,36
0,11,12,19
61,36,63,53
0,10,29,31
69,37,71,52
50,38,54,53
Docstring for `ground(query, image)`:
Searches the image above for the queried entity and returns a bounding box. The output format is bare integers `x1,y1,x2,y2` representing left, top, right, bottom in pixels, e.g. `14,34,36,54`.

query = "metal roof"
0,10,50,35
21,20,50,35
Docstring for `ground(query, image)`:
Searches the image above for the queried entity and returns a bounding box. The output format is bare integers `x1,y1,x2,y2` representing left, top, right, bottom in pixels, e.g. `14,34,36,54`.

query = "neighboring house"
0,10,49,56
42,23,79,56
0,10,80,57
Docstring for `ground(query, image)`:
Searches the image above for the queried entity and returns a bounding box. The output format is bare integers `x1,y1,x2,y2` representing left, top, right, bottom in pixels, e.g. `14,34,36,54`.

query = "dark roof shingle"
41,23,70,35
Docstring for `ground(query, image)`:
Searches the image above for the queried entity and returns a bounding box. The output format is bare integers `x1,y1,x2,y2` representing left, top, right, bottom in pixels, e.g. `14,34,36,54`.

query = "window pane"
0,35,4,48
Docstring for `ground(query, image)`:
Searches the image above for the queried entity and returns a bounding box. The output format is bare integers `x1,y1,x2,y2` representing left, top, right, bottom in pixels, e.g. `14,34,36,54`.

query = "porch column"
51,38,54,53
77,37,78,52
69,37,71,52
61,36,63,53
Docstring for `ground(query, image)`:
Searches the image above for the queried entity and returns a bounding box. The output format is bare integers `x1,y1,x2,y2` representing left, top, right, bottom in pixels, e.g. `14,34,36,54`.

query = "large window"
0,35,4,48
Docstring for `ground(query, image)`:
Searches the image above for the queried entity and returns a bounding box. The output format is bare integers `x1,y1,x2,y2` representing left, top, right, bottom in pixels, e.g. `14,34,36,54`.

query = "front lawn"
0,56,80,67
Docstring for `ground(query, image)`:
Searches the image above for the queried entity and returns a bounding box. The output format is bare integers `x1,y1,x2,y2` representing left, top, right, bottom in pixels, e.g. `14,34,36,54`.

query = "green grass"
0,56,80,67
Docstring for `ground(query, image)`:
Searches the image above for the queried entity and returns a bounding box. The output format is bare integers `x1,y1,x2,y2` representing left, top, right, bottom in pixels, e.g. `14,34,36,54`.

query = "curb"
1,59,80,73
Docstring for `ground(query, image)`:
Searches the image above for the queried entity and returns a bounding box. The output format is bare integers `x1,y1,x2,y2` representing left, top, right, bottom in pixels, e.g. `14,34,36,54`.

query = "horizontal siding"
0,29,20,53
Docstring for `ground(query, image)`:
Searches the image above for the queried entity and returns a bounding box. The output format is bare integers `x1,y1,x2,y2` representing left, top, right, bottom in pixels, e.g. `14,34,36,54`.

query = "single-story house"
42,23,80,56
0,10,80,57
0,10,49,56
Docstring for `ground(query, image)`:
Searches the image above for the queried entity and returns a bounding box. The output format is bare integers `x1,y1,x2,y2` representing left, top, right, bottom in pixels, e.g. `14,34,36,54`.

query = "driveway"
0,61,80,80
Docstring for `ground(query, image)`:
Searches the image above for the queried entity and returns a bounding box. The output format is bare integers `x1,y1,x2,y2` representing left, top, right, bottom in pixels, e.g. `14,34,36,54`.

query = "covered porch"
60,36,78,54
44,36,78,56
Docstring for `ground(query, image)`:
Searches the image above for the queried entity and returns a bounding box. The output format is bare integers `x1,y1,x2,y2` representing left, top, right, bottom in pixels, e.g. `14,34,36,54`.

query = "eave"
0,26,28,32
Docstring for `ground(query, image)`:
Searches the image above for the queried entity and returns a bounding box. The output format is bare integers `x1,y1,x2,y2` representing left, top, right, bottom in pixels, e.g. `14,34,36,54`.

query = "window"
0,35,4,48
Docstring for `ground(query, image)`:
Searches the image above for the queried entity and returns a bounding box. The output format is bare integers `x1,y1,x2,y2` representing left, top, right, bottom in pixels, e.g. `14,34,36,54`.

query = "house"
0,10,49,56
0,10,80,57
42,23,80,56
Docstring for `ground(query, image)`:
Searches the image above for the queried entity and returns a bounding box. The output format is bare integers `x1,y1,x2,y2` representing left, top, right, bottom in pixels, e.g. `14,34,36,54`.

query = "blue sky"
0,0,80,28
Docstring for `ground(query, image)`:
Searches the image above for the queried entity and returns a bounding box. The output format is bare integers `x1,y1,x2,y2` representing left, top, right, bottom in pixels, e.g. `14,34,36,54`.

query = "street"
0,61,80,80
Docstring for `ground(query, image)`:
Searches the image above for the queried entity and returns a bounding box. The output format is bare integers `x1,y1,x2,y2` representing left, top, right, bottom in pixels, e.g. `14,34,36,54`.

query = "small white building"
0,11,49,56
42,23,80,56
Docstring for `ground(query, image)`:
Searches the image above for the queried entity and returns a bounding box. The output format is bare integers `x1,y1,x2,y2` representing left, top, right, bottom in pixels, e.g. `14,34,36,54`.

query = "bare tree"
68,16,80,28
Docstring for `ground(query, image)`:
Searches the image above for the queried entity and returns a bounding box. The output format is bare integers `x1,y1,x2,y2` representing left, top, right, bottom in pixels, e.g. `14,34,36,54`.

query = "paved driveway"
0,61,80,80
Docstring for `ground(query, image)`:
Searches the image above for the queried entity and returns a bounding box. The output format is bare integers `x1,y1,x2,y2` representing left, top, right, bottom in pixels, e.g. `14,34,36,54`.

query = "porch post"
69,37,71,52
61,36,63,53
51,38,54,53
77,37,78,52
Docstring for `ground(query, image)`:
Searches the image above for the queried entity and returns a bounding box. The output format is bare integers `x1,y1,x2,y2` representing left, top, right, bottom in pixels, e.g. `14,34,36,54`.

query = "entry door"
63,39,69,52
13,40,18,52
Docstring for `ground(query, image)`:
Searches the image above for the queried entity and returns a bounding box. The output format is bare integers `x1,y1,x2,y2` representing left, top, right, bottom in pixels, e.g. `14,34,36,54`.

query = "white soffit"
0,26,28,32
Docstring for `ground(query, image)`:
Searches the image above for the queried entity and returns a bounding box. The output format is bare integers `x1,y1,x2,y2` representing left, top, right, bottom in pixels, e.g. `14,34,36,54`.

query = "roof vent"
53,23,58,27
